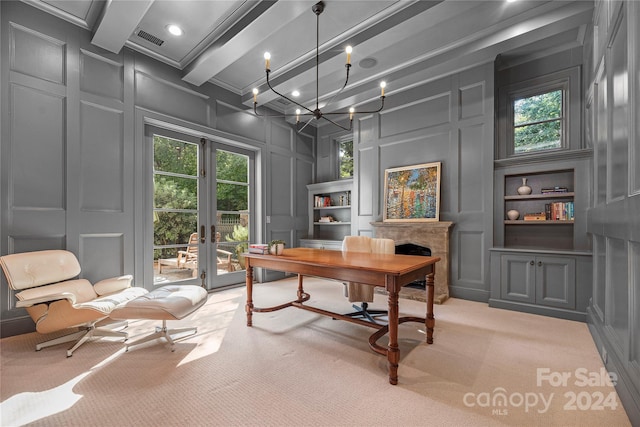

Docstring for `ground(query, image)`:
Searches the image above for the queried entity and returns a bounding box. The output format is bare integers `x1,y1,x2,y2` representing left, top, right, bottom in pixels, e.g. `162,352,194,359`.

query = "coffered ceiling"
23,0,593,121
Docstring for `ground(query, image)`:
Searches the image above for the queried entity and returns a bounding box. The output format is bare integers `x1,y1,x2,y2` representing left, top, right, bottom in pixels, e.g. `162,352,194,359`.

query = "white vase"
517,178,532,195
507,209,520,220
269,243,284,255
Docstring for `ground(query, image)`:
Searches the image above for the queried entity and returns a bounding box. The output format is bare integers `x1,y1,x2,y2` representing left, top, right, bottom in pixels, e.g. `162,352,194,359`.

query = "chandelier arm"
266,71,315,115
296,116,316,133
322,96,385,116
321,64,351,112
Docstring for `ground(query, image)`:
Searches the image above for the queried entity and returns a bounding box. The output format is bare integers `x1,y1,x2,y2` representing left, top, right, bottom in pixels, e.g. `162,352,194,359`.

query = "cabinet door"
500,254,535,303
535,256,575,309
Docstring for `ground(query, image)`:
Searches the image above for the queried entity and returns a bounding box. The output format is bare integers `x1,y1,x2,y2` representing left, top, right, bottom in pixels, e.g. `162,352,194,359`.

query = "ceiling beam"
91,0,155,54
182,1,313,87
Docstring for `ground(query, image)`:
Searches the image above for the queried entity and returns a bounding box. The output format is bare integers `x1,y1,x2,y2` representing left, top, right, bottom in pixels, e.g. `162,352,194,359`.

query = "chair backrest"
0,250,81,291
342,236,395,255
185,232,199,256
342,236,371,253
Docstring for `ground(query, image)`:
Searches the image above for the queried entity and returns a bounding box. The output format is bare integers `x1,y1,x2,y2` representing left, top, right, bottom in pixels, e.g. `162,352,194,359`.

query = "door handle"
538,261,542,267
530,260,534,265
200,225,205,244
211,225,216,243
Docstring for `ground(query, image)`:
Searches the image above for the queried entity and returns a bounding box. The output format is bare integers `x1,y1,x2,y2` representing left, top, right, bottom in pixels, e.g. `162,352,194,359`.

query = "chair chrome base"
344,302,388,324
125,320,197,352
35,322,129,357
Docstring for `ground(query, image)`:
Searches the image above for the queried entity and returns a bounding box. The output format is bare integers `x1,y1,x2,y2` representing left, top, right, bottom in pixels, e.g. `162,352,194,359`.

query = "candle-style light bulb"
264,52,271,70
296,109,301,123
252,88,259,103
345,45,352,65
349,107,355,120
380,81,386,97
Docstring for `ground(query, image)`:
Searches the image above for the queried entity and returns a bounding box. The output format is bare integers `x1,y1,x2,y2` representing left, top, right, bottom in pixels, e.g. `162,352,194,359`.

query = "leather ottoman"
110,284,208,351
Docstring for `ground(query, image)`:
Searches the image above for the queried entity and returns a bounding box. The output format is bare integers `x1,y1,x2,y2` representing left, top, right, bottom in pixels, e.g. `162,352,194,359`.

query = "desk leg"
426,271,435,344
386,278,400,385
245,264,254,327
297,274,305,301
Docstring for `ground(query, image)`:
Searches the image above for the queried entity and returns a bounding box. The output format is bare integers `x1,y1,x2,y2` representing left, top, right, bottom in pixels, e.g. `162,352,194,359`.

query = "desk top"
244,247,440,276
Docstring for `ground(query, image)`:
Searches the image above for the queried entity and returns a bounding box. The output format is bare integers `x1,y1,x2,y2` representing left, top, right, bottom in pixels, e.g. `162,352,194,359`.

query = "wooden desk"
244,247,440,385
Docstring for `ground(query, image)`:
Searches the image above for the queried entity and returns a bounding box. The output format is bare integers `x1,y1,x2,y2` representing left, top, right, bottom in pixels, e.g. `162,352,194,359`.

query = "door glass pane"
153,135,199,285
216,150,249,274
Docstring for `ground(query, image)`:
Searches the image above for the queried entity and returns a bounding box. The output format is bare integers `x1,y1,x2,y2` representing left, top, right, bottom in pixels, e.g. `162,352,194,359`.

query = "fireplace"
371,221,454,303
395,243,431,289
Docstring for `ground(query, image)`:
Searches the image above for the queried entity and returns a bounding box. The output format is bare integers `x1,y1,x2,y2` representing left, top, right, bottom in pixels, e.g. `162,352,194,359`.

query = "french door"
148,126,254,290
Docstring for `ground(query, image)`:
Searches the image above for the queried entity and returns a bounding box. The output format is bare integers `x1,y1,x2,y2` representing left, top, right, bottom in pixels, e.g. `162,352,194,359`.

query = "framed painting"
383,162,441,222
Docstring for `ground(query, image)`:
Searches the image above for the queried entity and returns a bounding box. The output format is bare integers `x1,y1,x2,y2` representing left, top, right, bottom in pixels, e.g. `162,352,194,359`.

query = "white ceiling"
24,0,593,124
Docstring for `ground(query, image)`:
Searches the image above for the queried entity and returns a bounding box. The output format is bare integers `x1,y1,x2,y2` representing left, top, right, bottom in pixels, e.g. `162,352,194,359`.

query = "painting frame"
383,162,441,222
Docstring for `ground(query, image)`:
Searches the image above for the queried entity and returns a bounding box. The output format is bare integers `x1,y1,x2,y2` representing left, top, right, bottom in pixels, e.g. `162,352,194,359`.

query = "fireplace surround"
371,221,454,303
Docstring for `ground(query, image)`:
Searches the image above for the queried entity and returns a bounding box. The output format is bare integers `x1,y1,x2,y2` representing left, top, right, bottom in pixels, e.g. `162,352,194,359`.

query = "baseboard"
450,286,490,303
587,307,640,426
488,298,586,322
0,316,35,338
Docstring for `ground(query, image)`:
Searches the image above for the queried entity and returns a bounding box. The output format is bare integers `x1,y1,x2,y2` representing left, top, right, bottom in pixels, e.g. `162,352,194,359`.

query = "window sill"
494,148,592,168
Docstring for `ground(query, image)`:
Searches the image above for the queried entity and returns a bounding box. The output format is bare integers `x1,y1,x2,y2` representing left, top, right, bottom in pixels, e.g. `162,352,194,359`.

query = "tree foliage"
152,139,250,260
339,139,353,178
216,150,248,212
153,178,198,259
513,90,562,153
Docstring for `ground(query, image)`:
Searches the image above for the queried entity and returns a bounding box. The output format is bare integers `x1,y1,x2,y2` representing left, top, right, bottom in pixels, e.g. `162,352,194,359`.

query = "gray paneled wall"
585,1,640,424
318,63,495,301
0,1,314,336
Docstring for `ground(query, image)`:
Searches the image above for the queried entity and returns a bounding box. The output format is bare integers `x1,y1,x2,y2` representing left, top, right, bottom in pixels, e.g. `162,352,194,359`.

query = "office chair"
342,236,395,324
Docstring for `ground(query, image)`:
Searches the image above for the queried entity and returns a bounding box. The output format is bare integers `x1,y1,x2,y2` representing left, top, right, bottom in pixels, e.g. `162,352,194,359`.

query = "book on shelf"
523,212,546,221
544,201,574,220
541,186,569,194
314,195,332,207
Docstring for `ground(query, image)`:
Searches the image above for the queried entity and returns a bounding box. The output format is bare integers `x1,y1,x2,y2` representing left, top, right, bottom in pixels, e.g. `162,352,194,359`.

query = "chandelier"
252,1,386,132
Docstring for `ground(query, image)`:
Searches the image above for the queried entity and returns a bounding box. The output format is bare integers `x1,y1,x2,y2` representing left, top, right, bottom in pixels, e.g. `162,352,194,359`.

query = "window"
337,136,353,178
511,88,564,154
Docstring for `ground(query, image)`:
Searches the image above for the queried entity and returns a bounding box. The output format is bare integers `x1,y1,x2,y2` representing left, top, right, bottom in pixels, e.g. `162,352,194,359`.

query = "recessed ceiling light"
292,90,300,97
359,57,378,69
166,24,183,36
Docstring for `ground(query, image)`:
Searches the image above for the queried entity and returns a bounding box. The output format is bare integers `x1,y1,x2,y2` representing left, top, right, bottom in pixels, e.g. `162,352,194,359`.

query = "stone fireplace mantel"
371,221,454,303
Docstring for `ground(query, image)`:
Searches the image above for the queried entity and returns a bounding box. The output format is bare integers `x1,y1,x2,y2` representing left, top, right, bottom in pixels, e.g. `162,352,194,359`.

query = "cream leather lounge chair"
0,249,147,357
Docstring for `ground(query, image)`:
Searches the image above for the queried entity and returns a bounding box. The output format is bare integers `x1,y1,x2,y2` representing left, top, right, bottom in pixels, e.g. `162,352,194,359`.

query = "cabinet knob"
530,260,534,265
538,261,542,267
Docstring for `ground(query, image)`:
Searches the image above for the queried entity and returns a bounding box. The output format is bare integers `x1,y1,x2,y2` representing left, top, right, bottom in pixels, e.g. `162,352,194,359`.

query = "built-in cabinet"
490,248,591,321
490,154,592,321
300,179,352,250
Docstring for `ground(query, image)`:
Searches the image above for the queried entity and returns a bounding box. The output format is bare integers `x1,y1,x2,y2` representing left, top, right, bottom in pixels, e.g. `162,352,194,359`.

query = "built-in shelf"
504,192,574,201
313,205,350,210
306,179,353,242
504,220,574,225
313,222,351,225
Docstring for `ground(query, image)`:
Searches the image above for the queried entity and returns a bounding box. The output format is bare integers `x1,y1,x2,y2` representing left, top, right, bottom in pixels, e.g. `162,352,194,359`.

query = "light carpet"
0,276,631,426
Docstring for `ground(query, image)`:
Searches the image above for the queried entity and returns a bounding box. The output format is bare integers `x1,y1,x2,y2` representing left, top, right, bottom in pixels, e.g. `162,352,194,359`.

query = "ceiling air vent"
136,29,164,46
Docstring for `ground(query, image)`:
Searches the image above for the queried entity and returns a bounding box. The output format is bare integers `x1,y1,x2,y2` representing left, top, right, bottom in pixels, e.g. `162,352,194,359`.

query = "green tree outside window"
513,89,563,154
338,138,353,178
